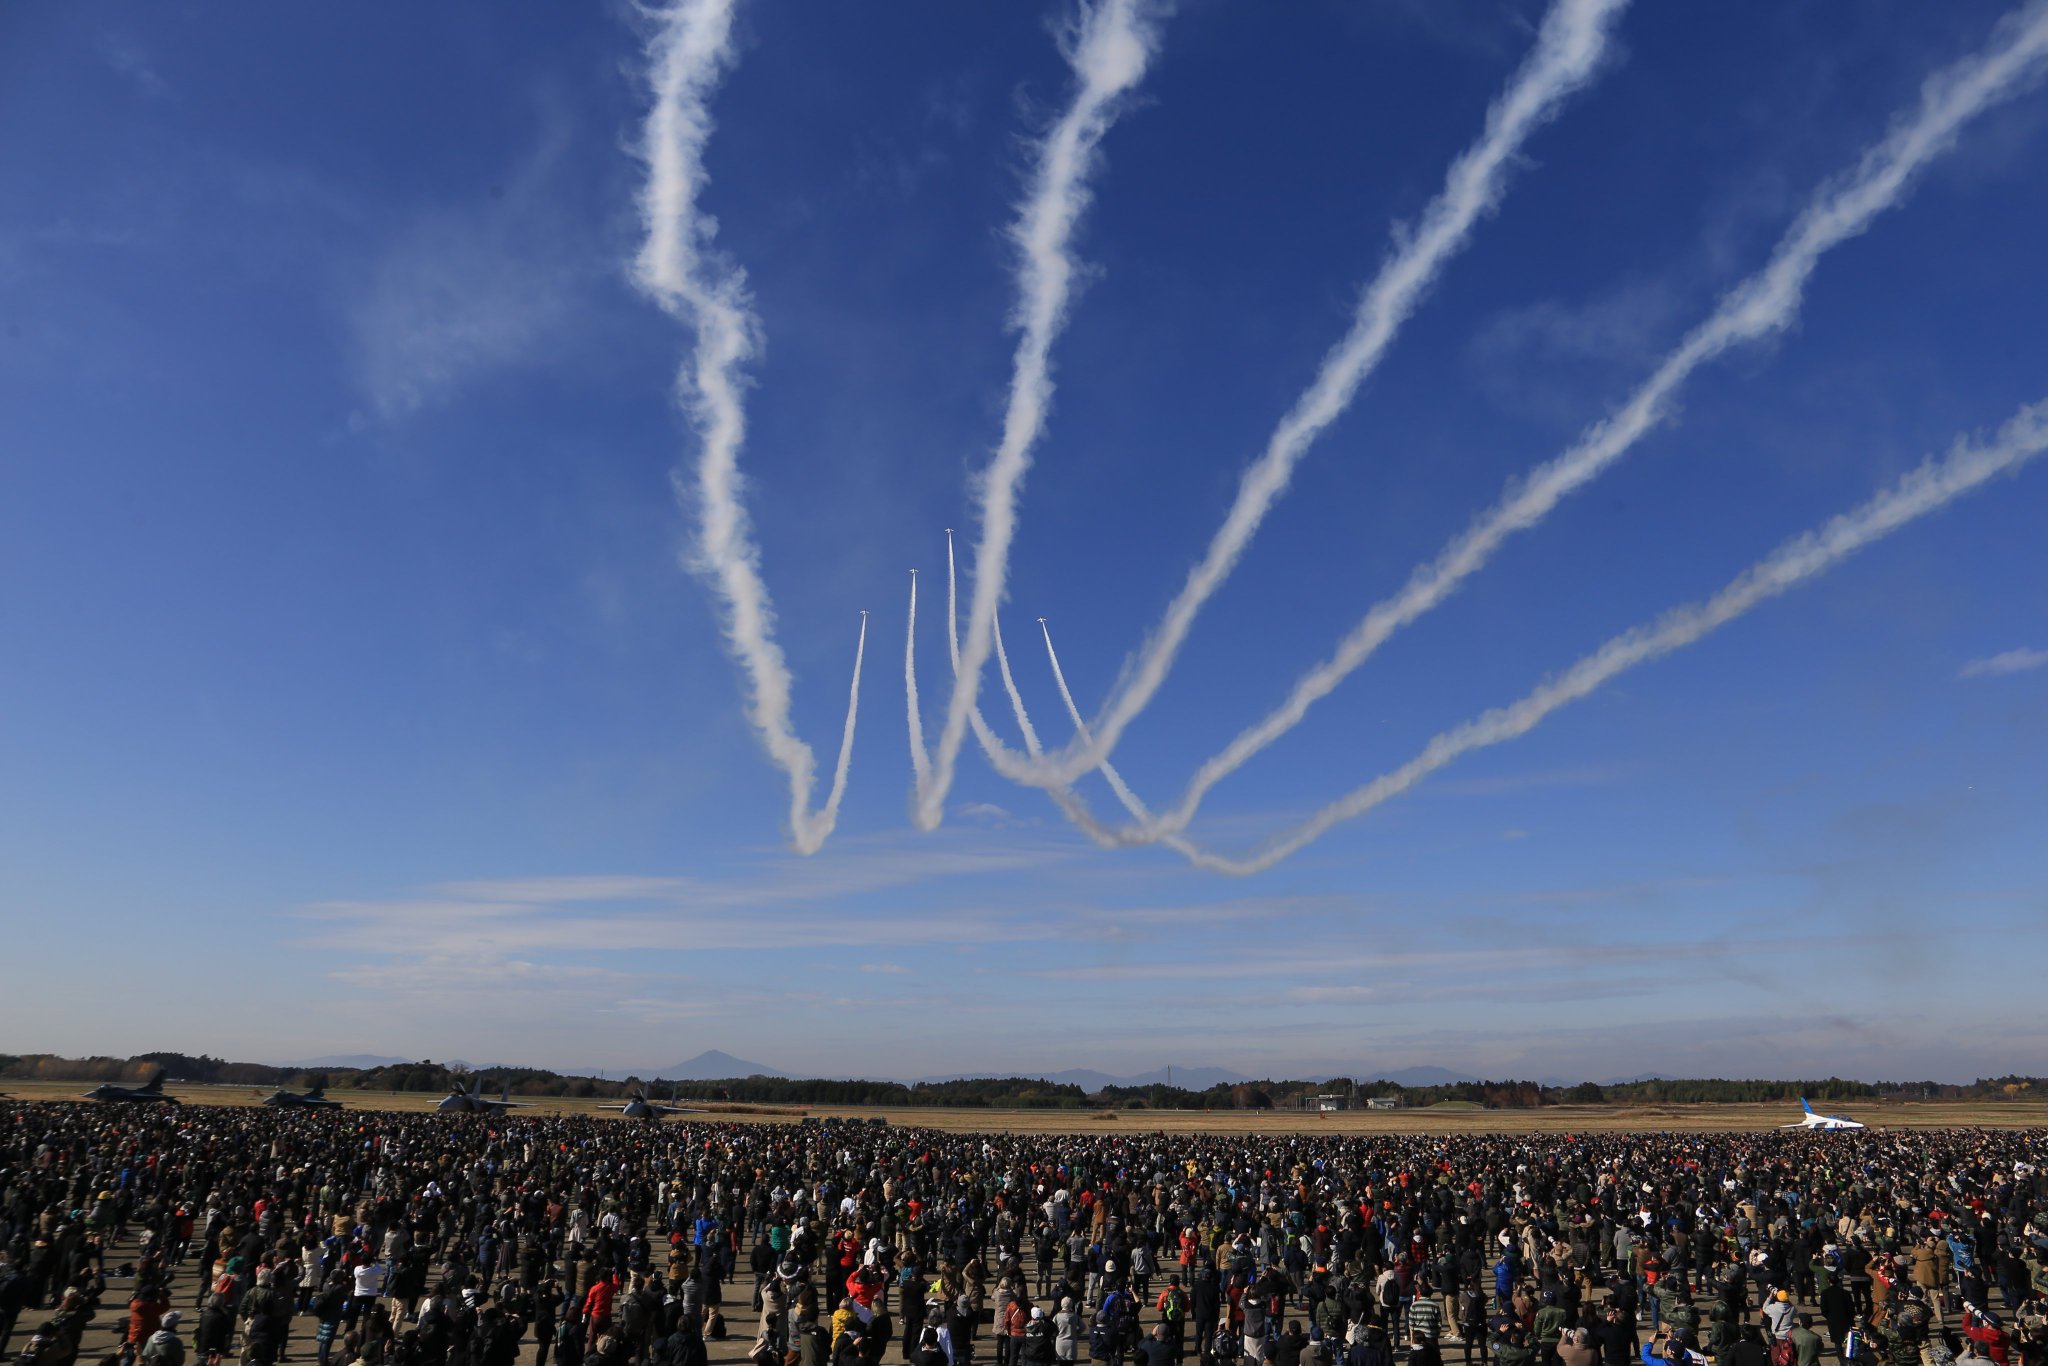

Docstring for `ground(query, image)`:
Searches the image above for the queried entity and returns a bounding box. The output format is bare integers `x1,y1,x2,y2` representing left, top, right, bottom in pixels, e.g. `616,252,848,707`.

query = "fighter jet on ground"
83,1072,179,1104
262,1080,342,1109
435,1078,532,1114
598,1085,701,1122
1782,1098,1866,1130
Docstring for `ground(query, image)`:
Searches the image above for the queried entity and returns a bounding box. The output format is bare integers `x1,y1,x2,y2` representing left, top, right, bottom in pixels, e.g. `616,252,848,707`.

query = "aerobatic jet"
1782,1098,1866,1130
435,1078,531,1114
83,1072,179,1104
262,1080,342,1109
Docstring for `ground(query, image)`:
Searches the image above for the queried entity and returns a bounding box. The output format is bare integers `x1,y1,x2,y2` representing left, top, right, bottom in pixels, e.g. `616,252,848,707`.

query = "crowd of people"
2,1104,2045,1366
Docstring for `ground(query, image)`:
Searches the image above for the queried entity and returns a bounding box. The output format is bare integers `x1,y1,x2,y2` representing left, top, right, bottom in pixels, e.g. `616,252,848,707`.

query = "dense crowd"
2,1106,2045,1366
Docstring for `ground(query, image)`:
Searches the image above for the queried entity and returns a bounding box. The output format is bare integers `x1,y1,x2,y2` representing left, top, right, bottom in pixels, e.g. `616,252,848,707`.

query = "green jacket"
1535,1308,1567,1345
1788,1327,1823,1366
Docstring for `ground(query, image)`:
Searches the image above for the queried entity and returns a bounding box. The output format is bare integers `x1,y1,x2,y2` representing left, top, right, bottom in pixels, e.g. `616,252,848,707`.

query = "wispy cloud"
299,827,1088,966
101,31,170,100
348,108,588,423
1957,646,2048,678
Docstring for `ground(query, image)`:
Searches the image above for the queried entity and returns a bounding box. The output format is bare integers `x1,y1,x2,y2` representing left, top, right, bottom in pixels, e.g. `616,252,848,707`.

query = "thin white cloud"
348,112,586,422
859,962,912,974
1288,985,1374,1004
101,31,170,100
1957,646,2048,678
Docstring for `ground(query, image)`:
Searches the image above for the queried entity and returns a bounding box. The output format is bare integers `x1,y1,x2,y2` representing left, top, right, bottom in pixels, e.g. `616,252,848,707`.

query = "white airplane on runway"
1782,1098,1865,1130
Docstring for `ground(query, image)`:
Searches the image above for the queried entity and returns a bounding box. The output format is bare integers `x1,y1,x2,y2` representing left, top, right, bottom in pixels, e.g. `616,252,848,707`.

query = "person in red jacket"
584,1273,619,1351
1962,1306,2010,1366
848,1263,887,1324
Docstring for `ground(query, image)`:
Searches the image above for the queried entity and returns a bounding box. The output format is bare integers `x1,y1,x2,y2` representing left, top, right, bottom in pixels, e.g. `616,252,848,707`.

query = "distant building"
1364,1095,1403,1110
1312,1093,1350,1112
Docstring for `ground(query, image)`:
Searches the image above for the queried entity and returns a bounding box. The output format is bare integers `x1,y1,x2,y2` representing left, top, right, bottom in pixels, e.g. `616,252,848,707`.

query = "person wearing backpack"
1158,1280,1189,1364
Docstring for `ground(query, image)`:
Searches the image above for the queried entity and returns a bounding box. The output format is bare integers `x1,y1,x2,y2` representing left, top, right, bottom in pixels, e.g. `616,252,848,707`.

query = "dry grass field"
6,1078,2044,1131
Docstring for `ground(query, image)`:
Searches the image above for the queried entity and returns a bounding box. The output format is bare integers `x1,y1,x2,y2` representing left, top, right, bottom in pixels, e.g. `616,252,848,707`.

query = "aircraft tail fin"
1800,1097,1814,1114
308,1081,325,1099
139,1071,164,1093
501,1085,510,1104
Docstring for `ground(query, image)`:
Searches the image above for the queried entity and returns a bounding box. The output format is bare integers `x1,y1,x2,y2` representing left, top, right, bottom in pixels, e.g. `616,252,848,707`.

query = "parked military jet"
262,1080,342,1109
435,1078,531,1114
598,1086,699,1121
83,1072,179,1104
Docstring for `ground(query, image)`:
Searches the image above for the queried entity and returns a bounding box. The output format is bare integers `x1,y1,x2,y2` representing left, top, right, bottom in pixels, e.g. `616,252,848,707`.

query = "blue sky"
3,0,2046,1084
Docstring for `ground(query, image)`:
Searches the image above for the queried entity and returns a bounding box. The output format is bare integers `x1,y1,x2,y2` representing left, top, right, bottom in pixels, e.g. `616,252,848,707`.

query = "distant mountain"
655,1050,786,1080
272,1054,412,1070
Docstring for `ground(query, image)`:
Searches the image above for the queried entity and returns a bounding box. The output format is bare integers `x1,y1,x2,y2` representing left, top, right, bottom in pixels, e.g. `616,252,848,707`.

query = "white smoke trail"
941,529,1142,847
822,612,868,825
1181,400,2048,875
1002,0,1631,793
989,614,1045,758
905,571,930,797
1038,619,1165,831
634,0,865,854
915,0,1166,830
1117,0,2048,844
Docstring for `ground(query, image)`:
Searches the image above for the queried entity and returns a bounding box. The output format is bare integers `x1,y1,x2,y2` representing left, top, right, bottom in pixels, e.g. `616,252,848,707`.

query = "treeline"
663,1076,1090,1108
0,1053,319,1087
343,1064,1090,1108
2,1052,2040,1110
1599,1078,1881,1104
1093,1079,1553,1111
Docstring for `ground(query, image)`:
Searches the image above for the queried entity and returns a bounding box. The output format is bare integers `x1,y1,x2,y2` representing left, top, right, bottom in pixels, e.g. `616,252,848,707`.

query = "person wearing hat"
1761,1294,1796,1343
141,1313,185,1366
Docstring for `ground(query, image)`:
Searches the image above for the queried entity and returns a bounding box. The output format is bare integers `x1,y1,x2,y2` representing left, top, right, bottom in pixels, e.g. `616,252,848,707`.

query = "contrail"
1116,0,2048,845
905,570,930,798
1185,399,2048,875
1003,0,1631,793
915,0,1166,830
633,0,864,854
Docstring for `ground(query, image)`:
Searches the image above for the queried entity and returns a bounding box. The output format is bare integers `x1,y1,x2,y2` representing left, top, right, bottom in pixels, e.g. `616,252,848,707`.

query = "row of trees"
1,1054,2036,1110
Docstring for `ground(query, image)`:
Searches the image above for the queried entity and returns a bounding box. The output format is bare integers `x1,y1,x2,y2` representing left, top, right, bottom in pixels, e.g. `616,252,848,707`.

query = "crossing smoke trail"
634,0,865,854
1002,0,1632,794
1106,0,2048,846
916,0,1165,830
937,529,1192,852
1178,400,2048,875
